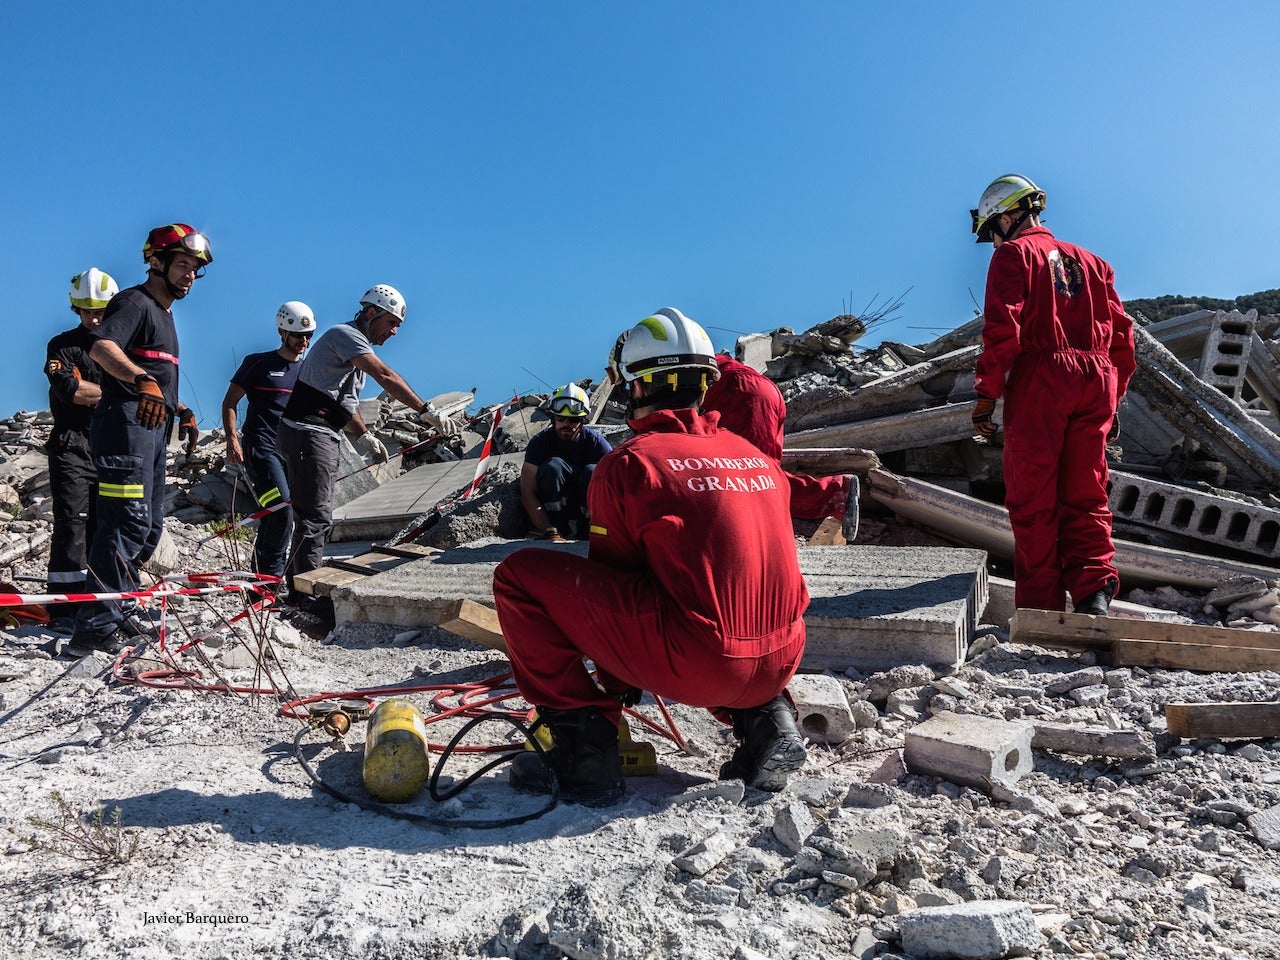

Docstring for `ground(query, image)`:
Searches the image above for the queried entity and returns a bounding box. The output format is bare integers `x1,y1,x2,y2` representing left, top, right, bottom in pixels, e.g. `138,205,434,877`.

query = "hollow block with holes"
903,711,1034,791
786,673,856,745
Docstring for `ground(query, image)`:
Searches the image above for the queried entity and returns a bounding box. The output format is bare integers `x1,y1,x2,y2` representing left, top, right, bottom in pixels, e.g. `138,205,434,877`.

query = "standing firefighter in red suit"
970,174,1135,614
493,308,810,806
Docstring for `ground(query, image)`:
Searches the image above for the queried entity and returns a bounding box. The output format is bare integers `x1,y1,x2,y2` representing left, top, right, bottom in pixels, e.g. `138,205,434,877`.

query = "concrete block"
1197,309,1255,401
734,332,774,372
898,900,1040,960
904,711,1034,791
787,673,855,744
822,806,908,869
1110,469,1280,560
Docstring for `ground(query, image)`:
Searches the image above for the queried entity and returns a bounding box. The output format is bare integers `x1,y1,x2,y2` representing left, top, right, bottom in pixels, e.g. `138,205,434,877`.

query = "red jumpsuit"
977,226,1136,611
492,407,809,725
702,354,848,521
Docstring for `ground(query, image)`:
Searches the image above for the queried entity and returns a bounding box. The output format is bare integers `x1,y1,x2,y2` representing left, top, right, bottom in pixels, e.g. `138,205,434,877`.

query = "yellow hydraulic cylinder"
525,711,657,777
362,698,430,802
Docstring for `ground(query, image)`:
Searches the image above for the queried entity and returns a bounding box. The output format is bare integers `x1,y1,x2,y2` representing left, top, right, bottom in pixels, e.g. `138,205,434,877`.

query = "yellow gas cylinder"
362,698,430,802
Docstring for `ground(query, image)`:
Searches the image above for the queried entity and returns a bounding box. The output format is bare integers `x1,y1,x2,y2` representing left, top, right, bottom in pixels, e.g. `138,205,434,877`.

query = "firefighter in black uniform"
44,269,117,631
72,225,212,655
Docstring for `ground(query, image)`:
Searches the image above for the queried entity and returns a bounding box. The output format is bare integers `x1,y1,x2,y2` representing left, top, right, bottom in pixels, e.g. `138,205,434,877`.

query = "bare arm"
89,339,149,384
350,352,426,413
520,461,551,533
72,380,102,406
221,383,246,464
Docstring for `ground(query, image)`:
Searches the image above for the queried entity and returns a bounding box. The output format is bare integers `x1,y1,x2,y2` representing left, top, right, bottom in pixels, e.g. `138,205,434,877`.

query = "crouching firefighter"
493,307,810,806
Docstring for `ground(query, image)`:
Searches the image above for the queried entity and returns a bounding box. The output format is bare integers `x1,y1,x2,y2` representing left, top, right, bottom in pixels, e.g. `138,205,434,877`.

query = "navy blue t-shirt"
94,285,181,409
231,350,301,449
523,424,612,469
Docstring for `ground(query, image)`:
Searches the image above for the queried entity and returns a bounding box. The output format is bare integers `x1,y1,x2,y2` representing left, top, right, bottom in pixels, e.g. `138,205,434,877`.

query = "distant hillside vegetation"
1124,289,1280,323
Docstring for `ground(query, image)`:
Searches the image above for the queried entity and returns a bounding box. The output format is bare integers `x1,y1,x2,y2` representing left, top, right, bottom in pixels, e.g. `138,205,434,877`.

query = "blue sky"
4,3,1277,426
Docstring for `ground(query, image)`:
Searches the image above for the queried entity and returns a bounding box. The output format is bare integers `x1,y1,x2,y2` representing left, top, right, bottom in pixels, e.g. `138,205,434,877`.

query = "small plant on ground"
23,791,139,867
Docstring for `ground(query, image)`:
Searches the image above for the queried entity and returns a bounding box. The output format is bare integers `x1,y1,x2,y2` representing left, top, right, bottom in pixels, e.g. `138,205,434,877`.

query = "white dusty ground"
2,526,1280,960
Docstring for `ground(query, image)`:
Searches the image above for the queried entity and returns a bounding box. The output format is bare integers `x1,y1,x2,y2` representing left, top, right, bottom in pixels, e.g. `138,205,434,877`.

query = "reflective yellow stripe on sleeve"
99,483,145,500
258,487,282,507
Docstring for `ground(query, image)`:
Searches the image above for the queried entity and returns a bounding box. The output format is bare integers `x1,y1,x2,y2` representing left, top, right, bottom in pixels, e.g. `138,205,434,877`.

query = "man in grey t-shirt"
277,284,460,615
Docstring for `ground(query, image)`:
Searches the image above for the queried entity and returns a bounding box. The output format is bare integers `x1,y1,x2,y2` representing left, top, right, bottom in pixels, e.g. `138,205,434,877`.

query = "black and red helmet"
142,223,213,265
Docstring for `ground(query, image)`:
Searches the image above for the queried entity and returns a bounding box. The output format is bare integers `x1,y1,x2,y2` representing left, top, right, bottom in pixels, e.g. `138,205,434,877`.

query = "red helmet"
142,223,214,265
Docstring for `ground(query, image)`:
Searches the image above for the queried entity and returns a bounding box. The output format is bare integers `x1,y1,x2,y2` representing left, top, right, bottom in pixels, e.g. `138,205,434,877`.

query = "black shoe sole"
747,735,807,792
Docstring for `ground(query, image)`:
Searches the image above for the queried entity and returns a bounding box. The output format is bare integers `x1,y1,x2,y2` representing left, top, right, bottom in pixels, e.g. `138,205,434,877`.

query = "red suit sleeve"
975,244,1028,400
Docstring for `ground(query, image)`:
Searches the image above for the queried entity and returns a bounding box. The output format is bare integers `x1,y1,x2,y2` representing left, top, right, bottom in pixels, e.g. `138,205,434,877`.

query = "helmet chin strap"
992,208,1032,243
149,255,188,299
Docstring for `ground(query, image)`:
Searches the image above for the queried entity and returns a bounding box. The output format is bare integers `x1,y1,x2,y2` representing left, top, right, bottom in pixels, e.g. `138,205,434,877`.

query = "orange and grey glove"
539,526,566,542
971,396,998,439
134,375,168,429
177,406,199,453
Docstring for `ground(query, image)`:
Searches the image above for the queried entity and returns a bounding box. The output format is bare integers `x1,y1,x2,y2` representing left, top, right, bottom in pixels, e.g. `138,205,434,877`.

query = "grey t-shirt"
286,321,373,432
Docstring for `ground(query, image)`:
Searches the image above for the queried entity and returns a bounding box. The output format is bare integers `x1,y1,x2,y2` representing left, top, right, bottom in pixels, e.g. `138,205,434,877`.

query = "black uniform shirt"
44,323,102,433
94,285,181,410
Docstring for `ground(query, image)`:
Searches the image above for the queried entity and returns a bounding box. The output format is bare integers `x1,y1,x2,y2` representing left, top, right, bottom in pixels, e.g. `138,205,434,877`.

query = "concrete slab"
331,539,988,672
330,453,523,542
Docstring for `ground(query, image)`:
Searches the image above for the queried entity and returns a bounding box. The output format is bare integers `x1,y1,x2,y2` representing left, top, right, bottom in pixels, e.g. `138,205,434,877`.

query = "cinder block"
734,332,775,372
1198,310,1255,401
903,711,1034,791
788,674,856,744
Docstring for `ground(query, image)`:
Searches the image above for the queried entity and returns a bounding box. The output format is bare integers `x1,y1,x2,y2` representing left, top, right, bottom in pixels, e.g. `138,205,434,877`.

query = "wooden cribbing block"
1165,702,1280,739
291,567,365,597
805,517,845,547
438,598,507,653
1113,639,1280,673
372,543,439,560
1011,609,1280,652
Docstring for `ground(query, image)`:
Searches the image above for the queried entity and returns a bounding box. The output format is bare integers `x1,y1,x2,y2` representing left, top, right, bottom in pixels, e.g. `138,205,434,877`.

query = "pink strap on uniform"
131,349,179,365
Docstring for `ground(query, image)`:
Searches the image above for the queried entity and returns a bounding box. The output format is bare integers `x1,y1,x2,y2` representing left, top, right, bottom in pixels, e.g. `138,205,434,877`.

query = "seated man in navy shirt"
520,383,612,540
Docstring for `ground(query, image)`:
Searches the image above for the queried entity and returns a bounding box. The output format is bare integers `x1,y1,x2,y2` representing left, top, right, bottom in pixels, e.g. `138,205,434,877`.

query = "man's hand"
178,406,199,454
356,432,390,463
419,402,461,437
135,376,167,429
226,435,244,465
971,396,998,439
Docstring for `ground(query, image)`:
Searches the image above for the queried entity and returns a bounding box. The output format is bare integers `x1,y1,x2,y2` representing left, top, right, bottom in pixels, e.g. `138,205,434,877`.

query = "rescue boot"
719,694,807,792
1074,578,1117,617
510,706,625,807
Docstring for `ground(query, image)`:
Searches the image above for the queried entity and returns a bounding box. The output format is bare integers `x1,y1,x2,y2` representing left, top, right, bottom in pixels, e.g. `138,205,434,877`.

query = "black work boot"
1074,578,1118,616
510,706,625,807
719,695,807,792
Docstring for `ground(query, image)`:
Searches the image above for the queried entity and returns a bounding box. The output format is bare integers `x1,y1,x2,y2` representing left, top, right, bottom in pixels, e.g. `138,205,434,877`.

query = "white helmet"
68,267,119,312
617,307,719,390
276,301,317,334
547,383,590,418
360,284,407,321
971,173,1046,243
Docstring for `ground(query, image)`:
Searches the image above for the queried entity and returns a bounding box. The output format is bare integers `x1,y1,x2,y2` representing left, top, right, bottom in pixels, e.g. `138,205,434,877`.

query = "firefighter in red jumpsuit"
703,351,858,537
493,308,810,806
970,174,1136,614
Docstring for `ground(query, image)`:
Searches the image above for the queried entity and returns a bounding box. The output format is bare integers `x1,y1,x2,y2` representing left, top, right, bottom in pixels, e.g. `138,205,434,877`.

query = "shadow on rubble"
106,755,708,852
804,572,978,617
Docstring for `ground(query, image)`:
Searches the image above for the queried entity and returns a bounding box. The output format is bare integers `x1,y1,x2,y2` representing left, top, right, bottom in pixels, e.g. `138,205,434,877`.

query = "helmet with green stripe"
68,267,119,312
548,383,590,418
971,174,1046,243
617,307,719,392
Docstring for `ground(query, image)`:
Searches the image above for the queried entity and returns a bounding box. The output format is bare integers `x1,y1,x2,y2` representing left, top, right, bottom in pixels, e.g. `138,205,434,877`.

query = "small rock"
773,802,815,854
673,831,739,876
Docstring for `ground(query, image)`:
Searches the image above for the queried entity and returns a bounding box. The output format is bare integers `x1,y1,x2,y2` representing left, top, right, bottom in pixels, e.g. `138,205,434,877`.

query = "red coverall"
977,226,1136,611
492,407,809,726
702,354,848,521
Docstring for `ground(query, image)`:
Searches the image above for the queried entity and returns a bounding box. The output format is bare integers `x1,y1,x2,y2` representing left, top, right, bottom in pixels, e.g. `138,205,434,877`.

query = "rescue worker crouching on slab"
221,301,315,581
277,284,459,621
970,174,1136,616
520,383,612,541
73,224,213,655
493,307,810,807
43,269,116,632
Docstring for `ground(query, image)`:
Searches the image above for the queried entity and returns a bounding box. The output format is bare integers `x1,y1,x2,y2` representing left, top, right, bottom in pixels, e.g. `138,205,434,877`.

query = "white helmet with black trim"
276,301,317,334
360,284,407,321
971,173,1046,243
68,267,119,312
617,307,719,391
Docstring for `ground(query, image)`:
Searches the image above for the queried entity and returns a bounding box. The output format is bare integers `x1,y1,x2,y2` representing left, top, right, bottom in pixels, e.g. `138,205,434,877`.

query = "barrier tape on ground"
0,572,281,608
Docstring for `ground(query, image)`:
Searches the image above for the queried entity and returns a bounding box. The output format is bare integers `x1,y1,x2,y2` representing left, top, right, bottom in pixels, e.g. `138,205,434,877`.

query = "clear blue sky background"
3,3,1277,426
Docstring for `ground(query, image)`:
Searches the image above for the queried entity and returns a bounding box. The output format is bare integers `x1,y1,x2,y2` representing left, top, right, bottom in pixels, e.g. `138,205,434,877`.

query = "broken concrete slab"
332,540,989,672
898,900,1041,960
868,467,1280,591
903,711,1034,791
330,453,523,542
786,401,989,455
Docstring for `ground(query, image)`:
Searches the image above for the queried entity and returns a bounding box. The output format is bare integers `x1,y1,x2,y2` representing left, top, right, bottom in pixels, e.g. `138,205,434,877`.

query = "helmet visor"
179,232,213,262
548,395,588,417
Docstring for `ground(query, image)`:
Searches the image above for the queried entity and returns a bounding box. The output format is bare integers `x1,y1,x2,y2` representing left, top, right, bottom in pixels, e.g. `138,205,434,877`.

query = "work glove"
539,526,566,542
1106,413,1121,444
618,686,643,708
177,406,199,454
356,432,390,463
419,402,461,438
134,375,168,430
971,396,998,439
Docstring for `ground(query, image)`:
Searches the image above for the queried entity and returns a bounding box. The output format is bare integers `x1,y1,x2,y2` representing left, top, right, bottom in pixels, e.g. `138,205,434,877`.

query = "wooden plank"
372,543,439,560
806,517,845,547
1165,702,1280,739
1011,608,1280,652
437,598,507,653
1112,639,1280,673
325,555,401,576
292,567,365,597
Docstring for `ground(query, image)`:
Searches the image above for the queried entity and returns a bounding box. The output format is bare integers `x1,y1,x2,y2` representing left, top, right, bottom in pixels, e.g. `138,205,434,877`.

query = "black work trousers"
46,427,96,617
